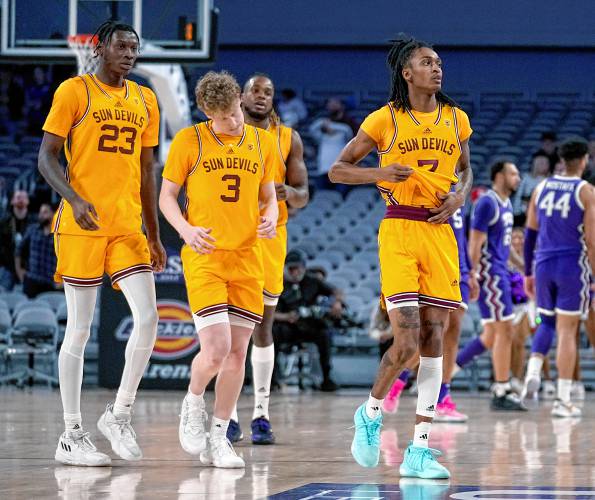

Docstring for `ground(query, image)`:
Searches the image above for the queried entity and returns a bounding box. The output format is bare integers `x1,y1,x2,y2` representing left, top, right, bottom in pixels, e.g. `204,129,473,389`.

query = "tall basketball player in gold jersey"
223,74,309,445
38,21,166,466
329,35,473,479
159,71,279,468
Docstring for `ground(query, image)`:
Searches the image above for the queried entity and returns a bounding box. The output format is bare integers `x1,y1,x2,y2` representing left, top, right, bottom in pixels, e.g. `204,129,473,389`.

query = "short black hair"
285,249,306,267
559,137,589,162
243,72,272,92
490,160,512,181
541,131,557,142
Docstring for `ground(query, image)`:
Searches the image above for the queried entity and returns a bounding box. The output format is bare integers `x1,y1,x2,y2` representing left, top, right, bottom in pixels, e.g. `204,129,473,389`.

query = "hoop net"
67,34,99,75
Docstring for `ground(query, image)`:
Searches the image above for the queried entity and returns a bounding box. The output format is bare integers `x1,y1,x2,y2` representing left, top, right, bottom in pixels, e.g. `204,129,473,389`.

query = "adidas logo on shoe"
60,441,72,452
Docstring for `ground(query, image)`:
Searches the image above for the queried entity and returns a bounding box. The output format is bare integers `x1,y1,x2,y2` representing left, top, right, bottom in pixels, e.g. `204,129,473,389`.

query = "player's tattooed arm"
429,139,473,224
140,146,166,271
38,131,99,231
279,130,309,208
329,129,413,185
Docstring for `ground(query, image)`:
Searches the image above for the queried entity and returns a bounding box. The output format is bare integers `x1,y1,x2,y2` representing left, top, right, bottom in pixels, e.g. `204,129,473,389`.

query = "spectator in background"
277,88,308,128
15,203,57,298
7,73,26,123
512,154,549,225
273,250,340,391
0,190,34,290
309,98,354,191
532,131,559,173
25,66,51,135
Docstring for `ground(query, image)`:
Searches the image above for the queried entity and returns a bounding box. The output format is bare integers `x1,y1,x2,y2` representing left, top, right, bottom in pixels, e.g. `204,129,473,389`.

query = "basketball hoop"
67,34,99,75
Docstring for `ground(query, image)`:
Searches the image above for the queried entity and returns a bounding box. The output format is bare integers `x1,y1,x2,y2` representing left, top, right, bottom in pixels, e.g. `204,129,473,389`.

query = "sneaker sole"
199,452,245,469
434,415,468,423
399,466,450,480
55,448,111,467
97,416,142,461
350,440,379,468
251,437,275,445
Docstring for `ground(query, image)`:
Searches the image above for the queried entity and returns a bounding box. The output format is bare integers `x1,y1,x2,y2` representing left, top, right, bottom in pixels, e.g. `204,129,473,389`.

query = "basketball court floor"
1,389,594,499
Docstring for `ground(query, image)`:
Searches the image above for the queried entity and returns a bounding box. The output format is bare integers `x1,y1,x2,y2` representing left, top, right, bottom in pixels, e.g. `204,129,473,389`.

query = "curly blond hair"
195,71,241,114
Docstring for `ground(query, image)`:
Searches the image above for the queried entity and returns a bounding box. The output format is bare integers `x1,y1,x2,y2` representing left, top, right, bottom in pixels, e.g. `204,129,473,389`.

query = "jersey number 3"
98,125,137,155
221,174,240,202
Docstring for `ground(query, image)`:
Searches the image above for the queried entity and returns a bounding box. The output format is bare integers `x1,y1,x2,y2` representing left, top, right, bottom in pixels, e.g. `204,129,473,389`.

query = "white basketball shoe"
179,394,208,455
97,404,142,461
55,429,111,466
551,399,582,418
200,437,245,468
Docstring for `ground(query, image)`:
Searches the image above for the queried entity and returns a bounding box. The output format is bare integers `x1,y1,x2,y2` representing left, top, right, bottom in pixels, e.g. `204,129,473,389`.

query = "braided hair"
92,20,140,57
386,34,458,111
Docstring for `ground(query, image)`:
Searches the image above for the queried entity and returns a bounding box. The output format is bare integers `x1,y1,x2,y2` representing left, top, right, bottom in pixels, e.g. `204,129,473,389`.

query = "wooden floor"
1,388,594,499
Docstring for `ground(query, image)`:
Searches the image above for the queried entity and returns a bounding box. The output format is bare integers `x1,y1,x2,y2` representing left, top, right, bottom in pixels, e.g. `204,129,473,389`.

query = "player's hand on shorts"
148,237,167,272
71,195,100,231
376,163,414,183
275,183,290,201
428,191,463,224
182,225,216,254
469,274,480,302
257,216,276,239
524,275,535,300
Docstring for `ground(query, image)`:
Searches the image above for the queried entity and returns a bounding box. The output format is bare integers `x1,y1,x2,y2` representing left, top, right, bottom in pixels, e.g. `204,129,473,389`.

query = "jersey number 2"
98,125,137,155
221,174,240,202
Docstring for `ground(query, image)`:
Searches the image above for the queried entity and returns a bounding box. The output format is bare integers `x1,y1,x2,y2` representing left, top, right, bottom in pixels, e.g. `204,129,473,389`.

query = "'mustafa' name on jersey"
471,190,514,275
449,207,470,275
534,175,588,262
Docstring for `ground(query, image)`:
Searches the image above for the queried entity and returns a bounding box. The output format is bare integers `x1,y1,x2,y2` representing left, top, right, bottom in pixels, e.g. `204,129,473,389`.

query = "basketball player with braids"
223,74,308,445
329,35,473,479
39,20,165,466
160,71,279,468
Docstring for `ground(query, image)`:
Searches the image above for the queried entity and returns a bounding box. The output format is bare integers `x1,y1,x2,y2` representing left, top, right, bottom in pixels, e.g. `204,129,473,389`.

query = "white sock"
493,381,511,397
210,416,229,442
525,356,543,382
413,421,432,448
59,284,97,432
114,273,158,418
186,389,204,407
365,394,383,419
251,344,275,420
415,356,442,418
230,405,239,422
558,378,572,403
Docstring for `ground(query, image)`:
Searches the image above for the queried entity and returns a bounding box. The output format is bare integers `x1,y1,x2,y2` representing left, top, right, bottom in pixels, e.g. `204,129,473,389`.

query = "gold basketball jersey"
43,73,159,236
268,122,292,226
361,102,472,208
162,122,278,250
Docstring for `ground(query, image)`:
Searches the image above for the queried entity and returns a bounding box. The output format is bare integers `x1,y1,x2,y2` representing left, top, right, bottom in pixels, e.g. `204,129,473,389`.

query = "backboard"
0,0,217,63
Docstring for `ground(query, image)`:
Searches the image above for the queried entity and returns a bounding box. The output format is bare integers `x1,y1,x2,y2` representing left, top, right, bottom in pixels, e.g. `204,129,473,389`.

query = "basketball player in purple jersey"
434,207,479,421
468,160,525,410
522,138,595,417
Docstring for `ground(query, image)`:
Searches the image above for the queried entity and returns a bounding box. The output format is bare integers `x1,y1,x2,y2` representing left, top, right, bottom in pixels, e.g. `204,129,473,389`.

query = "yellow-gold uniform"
162,122,278,327
260,122,292,305
360,102,472,310
43,73,159,289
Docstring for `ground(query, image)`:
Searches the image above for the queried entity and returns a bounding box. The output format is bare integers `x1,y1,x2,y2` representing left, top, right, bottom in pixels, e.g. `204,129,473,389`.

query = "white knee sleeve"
59,284,98,419
116,272,158,409
416,356,443,418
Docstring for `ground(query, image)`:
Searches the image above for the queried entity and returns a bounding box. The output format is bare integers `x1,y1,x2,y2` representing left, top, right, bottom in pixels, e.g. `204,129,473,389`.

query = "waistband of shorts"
384,205,444,223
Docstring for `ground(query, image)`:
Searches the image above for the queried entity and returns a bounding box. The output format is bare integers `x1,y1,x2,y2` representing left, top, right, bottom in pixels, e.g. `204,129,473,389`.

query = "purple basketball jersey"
535,176,588,263
471,190,514,275
449,207,470,275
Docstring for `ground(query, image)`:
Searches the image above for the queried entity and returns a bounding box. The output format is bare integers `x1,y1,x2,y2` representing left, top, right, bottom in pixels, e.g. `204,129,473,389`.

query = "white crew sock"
493,381,511,398
210,417,229,442
557,378,572,403
230,405,239,422
365,394,383,419
251,344,275,420
114,273,158,418
525,355,543,382
413,421,432,448
186,389,205,406
59,284,98,432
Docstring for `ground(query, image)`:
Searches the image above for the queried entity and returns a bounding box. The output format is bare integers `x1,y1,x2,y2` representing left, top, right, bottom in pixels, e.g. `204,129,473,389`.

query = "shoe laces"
354,418,382,447
70,431,98,453
185,404,206,435
112,415,137,441
408,446,442,470
211,437,237,458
